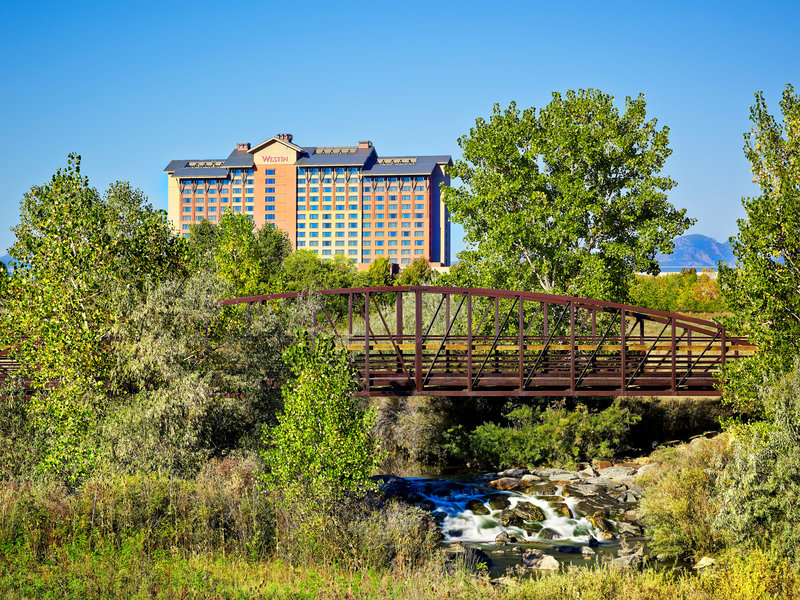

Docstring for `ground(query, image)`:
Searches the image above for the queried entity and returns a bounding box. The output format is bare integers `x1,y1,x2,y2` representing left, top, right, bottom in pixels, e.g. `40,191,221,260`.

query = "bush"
0,456,274,559
714,359,800,561
445,399,640,469
629,268,726,314
639,435,731,559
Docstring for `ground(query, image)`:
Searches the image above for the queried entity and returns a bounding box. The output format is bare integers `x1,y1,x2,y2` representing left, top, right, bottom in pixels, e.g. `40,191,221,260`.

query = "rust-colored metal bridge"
221,286,756,398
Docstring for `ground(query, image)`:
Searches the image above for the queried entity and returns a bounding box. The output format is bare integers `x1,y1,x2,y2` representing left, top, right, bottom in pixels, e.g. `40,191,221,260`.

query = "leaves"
442,90,694,302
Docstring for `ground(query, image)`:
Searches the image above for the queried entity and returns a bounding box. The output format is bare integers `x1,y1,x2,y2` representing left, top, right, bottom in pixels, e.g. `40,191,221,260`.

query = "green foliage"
0,156,187,483
715,359,800,561
629,268,726,314
0,456,273,560
639,436,731,560
188,212,292,297
102,269,294,476
262,333,380,500
445,400,639,469
396,257,434,287
719,84,800,412
443,90,693,302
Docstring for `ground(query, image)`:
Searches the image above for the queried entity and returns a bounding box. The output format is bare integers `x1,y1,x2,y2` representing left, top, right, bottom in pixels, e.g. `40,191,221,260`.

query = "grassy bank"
1,540,797,600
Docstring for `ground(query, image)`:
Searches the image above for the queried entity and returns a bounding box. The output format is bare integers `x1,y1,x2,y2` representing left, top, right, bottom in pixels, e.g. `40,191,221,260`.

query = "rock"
523,522,543,536
525,483,557,496
693,556,716,571
578,465,600,478
611,552,643,570
549,472,580,482
514,501,546,522
495,531,519,545
499,468,528,478
521,549,559,571
521,474,542,482
624,491,639,503
489,477,528,491
563,483,603,497
488,494,511,510
466,499,490,515
537,527,562,540
532,494,565,502
587,513,615,534
595,460,613,470
581,546,597,556
616,521,644,537
575,499,607,517
587,535,599,547
599,466,637,480
550,503,572,518
499,509,523,527
553,545,582,553
418,500,435,511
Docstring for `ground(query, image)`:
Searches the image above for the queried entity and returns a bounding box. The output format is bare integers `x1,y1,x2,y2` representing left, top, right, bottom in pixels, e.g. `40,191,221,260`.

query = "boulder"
499,468,529,478
587,513,615,534
418,500,435,511
595,460,613,470
525,483,557,496
581,546,597,557
693,556,716,571
489,477,527,491
466,499,490,515
495,531,519,545
521,474,542,482
575,499,608,517
578,465,600,478
449,546,493,572
514,501,546,522
523,522,543,536
550,503,572,518
537,527,562,540
599,466,637,480
553,545,582,554
499,509,523,527
549,472,580,482
611,552,643,570
488,494,511,511
616,521,644,537
521,549,559,571
562,483,603,497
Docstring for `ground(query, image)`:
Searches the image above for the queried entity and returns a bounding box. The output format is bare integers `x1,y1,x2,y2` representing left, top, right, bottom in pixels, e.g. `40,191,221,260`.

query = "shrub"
639,435,731,559
714,359,800,561
445,399,640,469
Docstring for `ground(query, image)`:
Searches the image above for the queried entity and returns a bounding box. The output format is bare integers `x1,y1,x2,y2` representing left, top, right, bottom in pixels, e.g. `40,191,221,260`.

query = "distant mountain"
656,234,736,270
0,254,10,265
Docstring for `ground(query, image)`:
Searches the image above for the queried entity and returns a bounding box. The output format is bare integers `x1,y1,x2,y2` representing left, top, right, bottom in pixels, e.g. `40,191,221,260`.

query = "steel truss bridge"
222,286,756,398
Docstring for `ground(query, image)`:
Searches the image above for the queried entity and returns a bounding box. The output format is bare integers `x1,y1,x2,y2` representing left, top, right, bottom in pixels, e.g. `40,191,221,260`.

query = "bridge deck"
222,286,756,397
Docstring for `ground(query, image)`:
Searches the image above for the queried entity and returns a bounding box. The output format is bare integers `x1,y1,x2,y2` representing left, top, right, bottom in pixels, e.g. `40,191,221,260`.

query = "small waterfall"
397,477,608,544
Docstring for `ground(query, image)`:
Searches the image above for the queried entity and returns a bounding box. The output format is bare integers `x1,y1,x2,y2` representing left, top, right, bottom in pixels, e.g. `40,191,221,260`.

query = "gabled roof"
222,148,255,168
249,136,304,154
361,155,452,176
296,146,376,167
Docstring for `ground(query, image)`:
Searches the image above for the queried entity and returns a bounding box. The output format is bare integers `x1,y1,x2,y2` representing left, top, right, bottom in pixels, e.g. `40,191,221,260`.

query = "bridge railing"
221,286,756,397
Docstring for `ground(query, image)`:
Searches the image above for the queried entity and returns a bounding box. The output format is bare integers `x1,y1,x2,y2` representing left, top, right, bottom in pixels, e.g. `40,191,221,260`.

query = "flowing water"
384,475,625,574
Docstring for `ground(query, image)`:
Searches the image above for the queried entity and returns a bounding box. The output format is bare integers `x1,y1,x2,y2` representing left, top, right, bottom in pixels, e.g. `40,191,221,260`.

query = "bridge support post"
570,301,576,394
364,291,370,393
620,308,626,394
415,289,422,393
467,292,473,392
518,296,524,391
671,317,677,394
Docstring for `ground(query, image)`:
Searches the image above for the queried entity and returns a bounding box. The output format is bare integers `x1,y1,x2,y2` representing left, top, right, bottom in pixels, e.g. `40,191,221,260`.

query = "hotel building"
164,134,452,267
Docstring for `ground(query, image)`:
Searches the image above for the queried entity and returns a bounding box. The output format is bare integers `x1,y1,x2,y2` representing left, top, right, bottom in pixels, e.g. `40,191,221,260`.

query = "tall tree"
443,90,693,301
719,84,800,413
0,155,187,481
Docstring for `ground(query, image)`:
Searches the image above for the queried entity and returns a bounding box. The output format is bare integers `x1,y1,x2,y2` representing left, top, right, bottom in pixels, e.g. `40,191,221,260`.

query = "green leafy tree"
443,89,694,302
262,333,380,500
396,257,434,286
719,84,800,412
0,155,187,482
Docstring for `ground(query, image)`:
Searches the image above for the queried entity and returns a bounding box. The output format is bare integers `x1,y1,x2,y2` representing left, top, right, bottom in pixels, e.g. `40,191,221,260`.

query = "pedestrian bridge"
221,286,756,398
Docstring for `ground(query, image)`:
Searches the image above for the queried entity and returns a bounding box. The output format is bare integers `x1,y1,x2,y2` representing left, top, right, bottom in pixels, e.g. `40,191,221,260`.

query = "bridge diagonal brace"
523,304,542,338
472,298,495,338
627,320,670,388
472,297,519,388
422,294,446,343
423,294,467,387
575,308,621,387
523,304,570,388
369,296,414,386
677,330,721,388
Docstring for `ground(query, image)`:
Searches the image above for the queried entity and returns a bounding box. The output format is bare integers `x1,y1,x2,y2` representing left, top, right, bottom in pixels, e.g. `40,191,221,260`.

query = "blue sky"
1,0,798,256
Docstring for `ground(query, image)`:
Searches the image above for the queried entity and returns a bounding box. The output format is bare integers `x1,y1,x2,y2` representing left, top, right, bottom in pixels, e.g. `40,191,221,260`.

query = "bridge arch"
221,286,755,397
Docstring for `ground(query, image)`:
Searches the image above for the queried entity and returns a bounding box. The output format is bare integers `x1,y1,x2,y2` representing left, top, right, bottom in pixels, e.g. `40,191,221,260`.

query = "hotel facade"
164,134,452,267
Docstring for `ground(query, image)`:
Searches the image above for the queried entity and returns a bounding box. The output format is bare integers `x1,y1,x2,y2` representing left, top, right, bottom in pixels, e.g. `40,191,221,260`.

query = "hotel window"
246,206,254,212
389,213,398,219
402,240,410,246
389,196,397,202
309,214,318,220
375,240,384,247
376,186,385,192
376,204,385,210
402,231,410,238
233,187,242,193
336,187,345,193
246,187,254,194
323,205,332,211
363,241,371,247
323,196,332,202
336,223,345,229
310,186,319,192
322,250,332,256
401,249,411,255
415,222,424,228
322,241,332,247
363,258,371,263
349,186,358,193
401,203,411,209
401,222,411,228
297,186,306,193
310,196,319,202
335,205,345,211
183,199,191,204
309,241,318,246
209,215,217,221
207,197,217,203
182,216,192,221
297,232,306,238
402,213,411,219
388,240,398,246
182,225,189,230
208,207,217,213
266,196,275,202
266,187,275,193
375,222,384,228
246,197,254,203
363,214,371,220
348,249,358,256
401,258,411,264
265,178,275,184
363,223,371,228
297,241,306,247
415,249,424,255
266,169,276,175
234,207,241,212
348,232,358,238
336,232,344,238
310,178,319,184
415,197,424,203
183,207,191,213
266,214,276,221
266,205,275,211
415,213,424,219
221,197,229,202
310,232,319,238
348,241,357,247
208,190,216,196
402,195,411,201
375,250,385,255
323,187,332,193
363,186,371,193
388,230,397,235
363,232,371,238
233,197,242,202
415,240,424,246
309,223,318,228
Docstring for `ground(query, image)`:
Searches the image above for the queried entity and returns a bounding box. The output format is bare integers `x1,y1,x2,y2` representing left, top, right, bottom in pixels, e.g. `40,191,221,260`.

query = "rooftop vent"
358,140,373,149
236,142,251,151
276,133,294,143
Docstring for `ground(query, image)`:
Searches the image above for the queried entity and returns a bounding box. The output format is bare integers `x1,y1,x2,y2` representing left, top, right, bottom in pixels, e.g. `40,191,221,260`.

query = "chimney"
236,142,251,151
276,133,293,143
358,140,373,149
